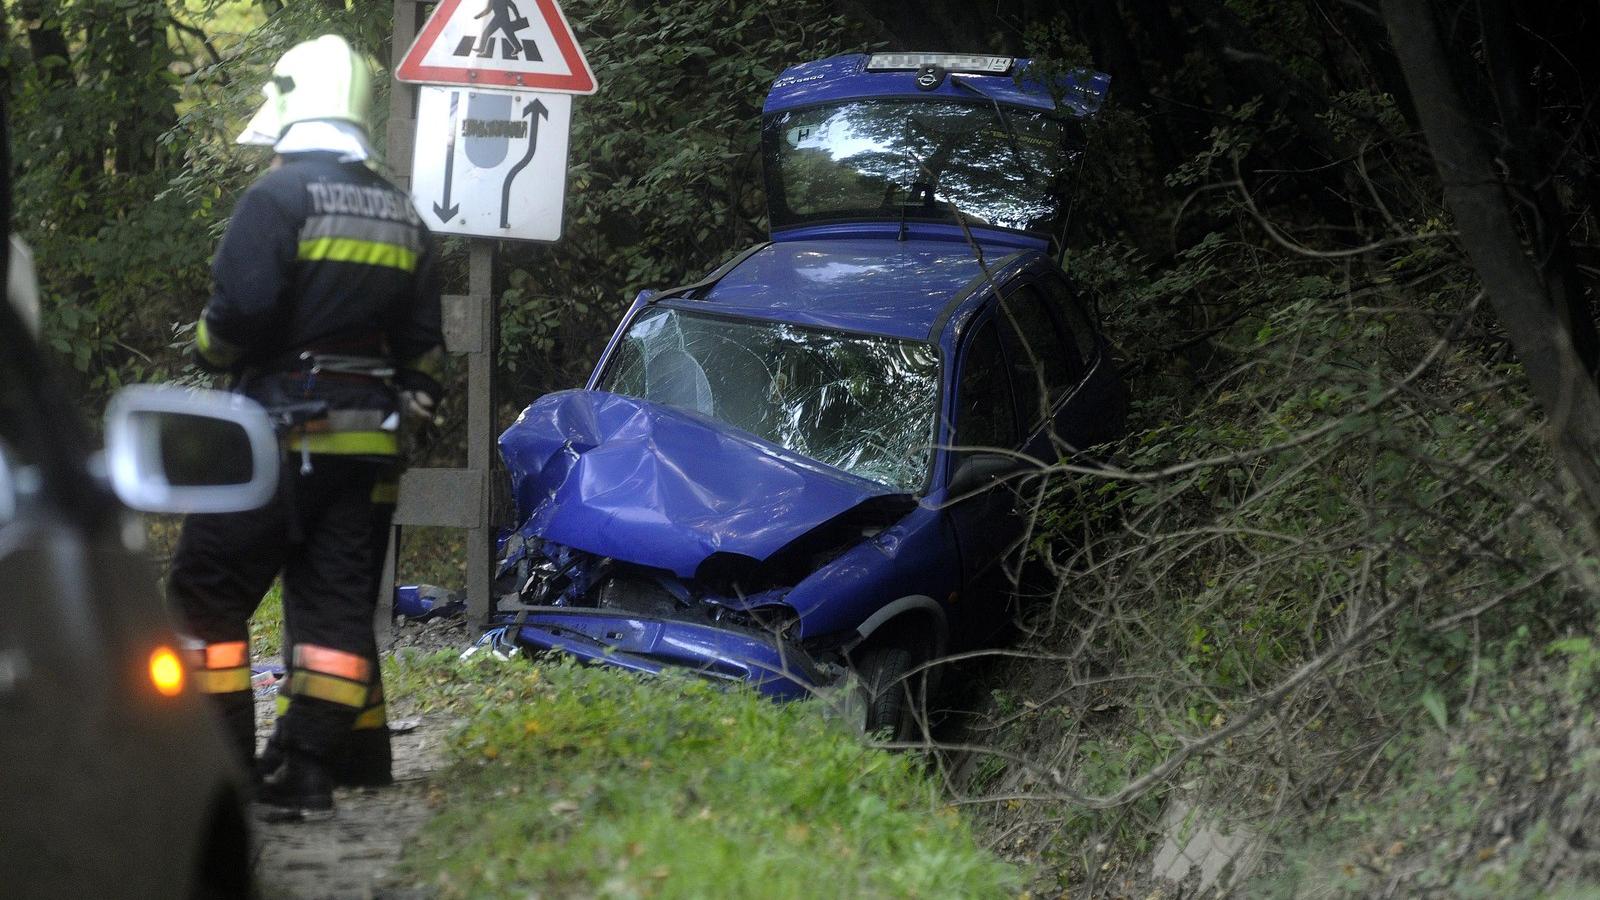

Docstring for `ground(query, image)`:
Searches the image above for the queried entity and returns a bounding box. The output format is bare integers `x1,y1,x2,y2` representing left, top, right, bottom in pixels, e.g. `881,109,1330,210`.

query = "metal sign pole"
462,240,500,632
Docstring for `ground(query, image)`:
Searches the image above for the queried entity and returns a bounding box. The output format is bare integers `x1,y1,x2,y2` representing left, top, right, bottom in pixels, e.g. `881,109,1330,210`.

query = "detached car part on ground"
478,53,1128,738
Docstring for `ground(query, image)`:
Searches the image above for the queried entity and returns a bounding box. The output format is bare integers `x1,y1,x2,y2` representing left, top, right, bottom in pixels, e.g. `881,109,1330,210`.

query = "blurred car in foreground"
1,127,280,897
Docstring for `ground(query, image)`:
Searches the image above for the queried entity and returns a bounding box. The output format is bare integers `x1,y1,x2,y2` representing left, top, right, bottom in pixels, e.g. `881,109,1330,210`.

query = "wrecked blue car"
485,53,1127,737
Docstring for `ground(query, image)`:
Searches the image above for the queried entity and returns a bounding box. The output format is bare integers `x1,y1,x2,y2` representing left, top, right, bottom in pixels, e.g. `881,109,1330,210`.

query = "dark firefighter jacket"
194,152,444,458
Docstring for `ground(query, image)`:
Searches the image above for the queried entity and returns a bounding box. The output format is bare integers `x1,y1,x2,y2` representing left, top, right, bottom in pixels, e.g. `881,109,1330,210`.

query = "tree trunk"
16,0,71,86
1383,0,1600,523
1477,0,1600,379
105,2,179,175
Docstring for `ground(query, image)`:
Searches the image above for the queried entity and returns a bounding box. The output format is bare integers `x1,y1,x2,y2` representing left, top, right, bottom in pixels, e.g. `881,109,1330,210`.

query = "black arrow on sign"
433,91,462,221
500,98,548,229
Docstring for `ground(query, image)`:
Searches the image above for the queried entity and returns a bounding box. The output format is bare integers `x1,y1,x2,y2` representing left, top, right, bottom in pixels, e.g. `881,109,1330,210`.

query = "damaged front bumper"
482,607,833,701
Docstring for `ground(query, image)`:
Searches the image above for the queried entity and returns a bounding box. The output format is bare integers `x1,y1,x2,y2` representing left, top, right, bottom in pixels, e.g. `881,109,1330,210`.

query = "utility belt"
245,352,403,472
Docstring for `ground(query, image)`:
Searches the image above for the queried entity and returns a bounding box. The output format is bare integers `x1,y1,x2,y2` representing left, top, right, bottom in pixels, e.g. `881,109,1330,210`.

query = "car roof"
666,238,1018,341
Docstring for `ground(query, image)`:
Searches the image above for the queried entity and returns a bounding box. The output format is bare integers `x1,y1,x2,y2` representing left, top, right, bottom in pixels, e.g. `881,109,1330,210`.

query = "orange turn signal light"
149,646,185,697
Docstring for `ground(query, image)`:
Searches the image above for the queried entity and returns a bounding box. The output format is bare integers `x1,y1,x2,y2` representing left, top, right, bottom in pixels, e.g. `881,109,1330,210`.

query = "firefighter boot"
336,727,393,787
262,714,390,787
257,751,336,821
257,721,286,784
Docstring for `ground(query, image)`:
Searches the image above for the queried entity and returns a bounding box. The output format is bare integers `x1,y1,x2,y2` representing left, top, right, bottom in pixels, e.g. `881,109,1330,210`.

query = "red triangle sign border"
396,0,597,94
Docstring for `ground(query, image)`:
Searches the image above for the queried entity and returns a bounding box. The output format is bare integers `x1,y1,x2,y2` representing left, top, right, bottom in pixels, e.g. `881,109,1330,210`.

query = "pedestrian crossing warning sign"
396,0,597,94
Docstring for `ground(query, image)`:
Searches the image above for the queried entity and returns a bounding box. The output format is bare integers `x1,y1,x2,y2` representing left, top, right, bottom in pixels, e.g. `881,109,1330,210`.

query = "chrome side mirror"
104,385,279,514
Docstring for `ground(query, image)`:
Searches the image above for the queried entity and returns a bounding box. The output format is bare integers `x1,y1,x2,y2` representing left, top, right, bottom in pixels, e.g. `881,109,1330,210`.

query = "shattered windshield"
763,98,1080,235
598,307,940,492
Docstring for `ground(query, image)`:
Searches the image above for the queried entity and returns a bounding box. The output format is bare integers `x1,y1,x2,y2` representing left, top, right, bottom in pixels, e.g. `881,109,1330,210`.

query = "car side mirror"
946,452,1028,499
104,385,279,514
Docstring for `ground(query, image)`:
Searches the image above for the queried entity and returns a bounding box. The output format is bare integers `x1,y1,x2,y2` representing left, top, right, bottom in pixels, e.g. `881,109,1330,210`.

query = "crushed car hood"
499,390,912,578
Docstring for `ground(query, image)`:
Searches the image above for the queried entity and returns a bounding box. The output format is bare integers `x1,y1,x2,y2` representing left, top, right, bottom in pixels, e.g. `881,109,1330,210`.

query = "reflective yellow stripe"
297,237,418,272
278,691,385,730
289,671,369,707
354,702,388,730
195,318,244,367
288,430,399,456
193,667,252,694
370,480,399,504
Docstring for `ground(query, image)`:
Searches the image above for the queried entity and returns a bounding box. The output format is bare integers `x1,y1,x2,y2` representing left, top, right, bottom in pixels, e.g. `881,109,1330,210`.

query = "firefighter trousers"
169,454,397,771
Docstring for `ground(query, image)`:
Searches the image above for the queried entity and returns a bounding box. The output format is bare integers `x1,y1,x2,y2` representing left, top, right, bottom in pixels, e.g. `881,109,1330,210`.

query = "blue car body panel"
499,390,905,579
766,221,1051,253
689,238,992,340
510,610,824,701
762,54,1110,118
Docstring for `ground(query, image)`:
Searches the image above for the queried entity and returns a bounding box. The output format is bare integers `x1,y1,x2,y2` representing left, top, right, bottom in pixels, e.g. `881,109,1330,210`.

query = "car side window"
1043,275,1099,365
996,284,1073,428
952,318,1017,457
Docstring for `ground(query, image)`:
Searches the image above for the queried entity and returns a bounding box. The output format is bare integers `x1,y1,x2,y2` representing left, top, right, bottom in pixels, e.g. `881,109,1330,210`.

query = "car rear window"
599,307,940,491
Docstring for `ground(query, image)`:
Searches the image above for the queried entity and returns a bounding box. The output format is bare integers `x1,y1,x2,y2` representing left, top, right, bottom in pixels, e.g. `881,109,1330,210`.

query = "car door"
944,311,1027,638
0,302,125,894
0,299,247,897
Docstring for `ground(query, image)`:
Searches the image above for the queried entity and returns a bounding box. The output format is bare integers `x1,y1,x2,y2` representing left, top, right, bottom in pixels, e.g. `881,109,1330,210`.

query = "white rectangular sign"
409,85,572,242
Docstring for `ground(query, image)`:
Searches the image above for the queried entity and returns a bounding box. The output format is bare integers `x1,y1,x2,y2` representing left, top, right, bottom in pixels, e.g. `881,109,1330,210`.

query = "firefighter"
167,34,443,819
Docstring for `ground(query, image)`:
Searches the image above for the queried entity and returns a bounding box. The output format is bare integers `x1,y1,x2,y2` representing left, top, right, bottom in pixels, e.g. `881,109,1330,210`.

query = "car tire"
857,645,919,742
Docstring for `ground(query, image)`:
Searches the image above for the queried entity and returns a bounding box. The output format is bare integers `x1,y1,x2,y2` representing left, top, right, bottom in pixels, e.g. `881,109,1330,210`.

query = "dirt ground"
251,617,469,899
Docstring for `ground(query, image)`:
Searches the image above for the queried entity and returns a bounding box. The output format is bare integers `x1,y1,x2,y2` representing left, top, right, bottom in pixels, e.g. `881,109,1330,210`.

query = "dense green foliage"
932,6,1600,894
4,0,391,400
390,653,1019,898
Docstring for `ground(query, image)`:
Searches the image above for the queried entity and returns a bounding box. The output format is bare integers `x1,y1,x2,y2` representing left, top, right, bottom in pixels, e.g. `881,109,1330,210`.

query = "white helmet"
237,34,372,146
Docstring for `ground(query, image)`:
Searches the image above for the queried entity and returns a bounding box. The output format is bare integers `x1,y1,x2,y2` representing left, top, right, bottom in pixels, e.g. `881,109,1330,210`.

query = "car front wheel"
856,645,920,742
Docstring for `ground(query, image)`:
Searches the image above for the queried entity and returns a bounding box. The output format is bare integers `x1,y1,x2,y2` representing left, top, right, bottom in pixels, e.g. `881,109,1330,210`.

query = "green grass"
393,653,1020,898
249,583,284,659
